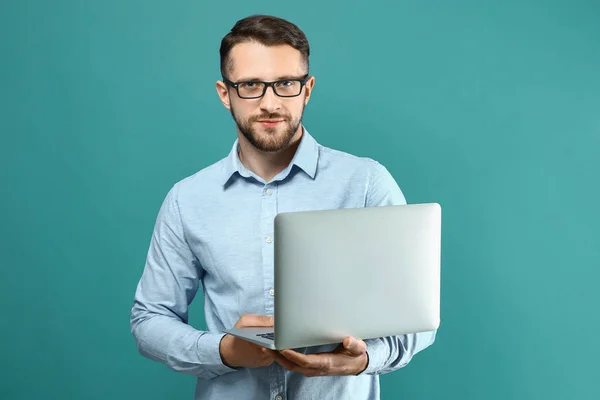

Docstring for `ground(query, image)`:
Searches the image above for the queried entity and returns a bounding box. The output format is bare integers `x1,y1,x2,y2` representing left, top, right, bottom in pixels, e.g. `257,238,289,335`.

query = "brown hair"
219,15,310,77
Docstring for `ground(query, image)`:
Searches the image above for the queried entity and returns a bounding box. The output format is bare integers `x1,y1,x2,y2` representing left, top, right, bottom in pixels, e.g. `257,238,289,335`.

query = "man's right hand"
219,314,277,369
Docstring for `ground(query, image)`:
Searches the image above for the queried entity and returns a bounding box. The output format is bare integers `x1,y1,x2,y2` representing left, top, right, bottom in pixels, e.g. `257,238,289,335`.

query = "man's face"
217,42,314,153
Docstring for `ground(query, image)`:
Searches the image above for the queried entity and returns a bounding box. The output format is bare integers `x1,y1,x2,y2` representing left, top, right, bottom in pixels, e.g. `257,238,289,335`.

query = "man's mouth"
257,119,284,128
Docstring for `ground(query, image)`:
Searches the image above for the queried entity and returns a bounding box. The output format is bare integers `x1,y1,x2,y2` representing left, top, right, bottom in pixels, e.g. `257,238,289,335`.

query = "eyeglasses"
222,75,309,99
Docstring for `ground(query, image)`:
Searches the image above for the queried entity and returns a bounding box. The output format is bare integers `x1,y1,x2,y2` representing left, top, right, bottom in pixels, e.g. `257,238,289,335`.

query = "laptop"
223,202,442,350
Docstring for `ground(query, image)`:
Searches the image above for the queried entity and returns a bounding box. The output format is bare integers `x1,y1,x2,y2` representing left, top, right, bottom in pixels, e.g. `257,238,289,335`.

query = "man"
130,14,436,400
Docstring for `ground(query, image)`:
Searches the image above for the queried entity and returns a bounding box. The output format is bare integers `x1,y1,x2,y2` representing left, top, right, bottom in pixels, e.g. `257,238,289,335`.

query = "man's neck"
237,128,303,182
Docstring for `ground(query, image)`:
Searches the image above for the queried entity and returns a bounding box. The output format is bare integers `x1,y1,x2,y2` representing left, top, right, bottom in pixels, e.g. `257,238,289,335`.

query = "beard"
230,101,305,153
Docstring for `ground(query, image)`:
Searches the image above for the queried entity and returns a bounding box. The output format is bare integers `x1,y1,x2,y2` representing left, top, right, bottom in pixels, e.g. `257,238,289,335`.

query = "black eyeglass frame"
222,75,310,99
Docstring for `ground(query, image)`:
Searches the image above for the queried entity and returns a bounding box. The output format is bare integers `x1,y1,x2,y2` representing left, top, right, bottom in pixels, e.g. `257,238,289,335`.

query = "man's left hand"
275,336,368,377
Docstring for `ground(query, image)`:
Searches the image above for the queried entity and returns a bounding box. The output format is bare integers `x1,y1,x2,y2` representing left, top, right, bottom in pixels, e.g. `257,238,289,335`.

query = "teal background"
1,0,599,399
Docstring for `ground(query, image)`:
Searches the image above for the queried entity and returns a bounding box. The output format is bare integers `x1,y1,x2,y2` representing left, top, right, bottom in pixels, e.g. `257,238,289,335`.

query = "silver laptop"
223,203,441,350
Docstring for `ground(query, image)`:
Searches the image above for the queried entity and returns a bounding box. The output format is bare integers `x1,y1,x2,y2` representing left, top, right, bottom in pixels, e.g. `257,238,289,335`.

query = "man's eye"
280,80,293,87
241,82,256,88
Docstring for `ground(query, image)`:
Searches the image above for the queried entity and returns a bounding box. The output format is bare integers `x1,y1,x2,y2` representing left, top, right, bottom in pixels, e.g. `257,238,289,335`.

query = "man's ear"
304,76,315,106
216,80,231,110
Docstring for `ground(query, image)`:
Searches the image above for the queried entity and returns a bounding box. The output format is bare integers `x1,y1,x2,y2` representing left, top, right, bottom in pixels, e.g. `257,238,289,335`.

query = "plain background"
1,0,599,399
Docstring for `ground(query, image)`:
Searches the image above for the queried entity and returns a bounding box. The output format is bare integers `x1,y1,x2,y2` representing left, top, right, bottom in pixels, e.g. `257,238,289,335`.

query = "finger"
280,349,327,370
237,314,274,328
279,349,311,368
257,347,281,366
343,336,367,356
274,353,322,376
262,348,279,359
260,350,277,366
274,352,302,372
303,368,326,377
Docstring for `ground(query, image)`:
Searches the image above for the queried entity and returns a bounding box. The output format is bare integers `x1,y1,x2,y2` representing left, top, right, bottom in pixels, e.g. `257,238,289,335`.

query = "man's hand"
275,336,369,377
219,314,277,369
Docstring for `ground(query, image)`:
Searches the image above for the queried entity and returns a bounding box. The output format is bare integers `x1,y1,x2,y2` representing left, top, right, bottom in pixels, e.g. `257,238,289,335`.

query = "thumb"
344,337,366,355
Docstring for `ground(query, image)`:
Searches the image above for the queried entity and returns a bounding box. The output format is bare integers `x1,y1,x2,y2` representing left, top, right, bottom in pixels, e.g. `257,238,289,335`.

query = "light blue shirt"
130,127,436,400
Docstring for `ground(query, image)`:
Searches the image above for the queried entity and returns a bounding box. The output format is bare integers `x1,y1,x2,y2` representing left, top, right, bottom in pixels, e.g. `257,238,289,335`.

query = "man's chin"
240,121,300,152
253,139,289,153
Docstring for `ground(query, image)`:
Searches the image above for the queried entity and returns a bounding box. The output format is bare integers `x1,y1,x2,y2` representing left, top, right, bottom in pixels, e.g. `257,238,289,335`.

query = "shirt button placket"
261,184,277,316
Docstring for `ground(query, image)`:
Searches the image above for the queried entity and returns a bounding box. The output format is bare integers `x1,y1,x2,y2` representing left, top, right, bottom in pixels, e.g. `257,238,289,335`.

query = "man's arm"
129,184,236,380
360,161,437,375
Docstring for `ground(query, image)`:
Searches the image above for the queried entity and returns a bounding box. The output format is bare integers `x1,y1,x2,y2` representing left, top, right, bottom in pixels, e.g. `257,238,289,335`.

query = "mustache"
250,113,288,121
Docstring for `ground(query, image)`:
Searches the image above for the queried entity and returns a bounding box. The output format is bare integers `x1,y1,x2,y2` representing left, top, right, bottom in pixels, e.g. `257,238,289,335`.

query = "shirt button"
266,236,273,244
269,288,275,296
275,396,283,400
266,188,273,196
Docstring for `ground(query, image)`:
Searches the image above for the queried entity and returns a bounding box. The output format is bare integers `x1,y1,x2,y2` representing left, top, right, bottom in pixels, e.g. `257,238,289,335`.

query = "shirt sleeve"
360,161,438,375
129,183,237,380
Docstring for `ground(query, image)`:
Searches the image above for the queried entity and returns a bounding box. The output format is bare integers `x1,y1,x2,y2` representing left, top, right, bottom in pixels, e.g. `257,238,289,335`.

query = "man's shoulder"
316,143,388,179
317,142,381,169
316,142,402,202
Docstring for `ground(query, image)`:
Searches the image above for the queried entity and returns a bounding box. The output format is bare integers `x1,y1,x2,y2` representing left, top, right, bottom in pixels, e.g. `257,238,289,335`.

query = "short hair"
219,15,310,77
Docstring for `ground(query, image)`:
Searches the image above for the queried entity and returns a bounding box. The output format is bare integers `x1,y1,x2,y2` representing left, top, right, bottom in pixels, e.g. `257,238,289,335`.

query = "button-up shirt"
130,127,437,399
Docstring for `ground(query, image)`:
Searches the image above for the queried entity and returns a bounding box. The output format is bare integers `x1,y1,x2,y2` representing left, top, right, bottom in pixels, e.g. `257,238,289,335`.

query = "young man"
130,14,436,400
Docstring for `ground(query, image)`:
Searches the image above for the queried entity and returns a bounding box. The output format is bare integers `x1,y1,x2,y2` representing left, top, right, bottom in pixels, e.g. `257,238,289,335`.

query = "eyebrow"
234,75,307,82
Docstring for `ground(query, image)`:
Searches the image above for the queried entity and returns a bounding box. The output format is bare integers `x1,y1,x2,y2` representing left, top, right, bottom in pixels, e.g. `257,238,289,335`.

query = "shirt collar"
222,126,318,186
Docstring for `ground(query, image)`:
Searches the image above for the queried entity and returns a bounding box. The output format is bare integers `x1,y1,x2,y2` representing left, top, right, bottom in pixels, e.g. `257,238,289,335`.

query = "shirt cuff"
360,338,387,375
196,332,238,378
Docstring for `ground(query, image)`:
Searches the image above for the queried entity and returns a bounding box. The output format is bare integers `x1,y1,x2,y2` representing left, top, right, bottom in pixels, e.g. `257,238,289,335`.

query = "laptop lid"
272,203,441,350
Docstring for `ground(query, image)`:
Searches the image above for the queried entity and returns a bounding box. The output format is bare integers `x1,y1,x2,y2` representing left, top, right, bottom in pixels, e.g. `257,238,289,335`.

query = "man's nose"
259,86,281,113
